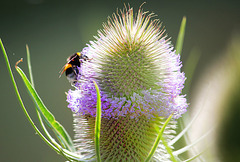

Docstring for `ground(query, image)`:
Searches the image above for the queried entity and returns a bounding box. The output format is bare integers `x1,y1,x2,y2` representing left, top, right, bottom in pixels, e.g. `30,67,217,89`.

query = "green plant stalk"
93,81,102,162
175,16,187,55
145,114,173,162
183,48,201,94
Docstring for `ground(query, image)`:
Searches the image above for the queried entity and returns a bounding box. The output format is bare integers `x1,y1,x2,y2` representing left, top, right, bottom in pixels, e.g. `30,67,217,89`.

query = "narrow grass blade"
1,39,89,161
93,81,102,162
25,44,91,161
145,114,173,162
175,16,187,55
15,65,75,152
183,48,201,94
26,44,59,150
26,44,34,87
0,39,60,153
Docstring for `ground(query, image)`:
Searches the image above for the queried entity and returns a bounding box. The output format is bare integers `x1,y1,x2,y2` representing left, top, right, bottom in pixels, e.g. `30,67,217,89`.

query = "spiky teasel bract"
67,6,187,161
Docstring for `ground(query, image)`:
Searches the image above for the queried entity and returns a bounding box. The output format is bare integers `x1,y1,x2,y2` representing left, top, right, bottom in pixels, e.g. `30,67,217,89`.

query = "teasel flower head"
66,6,187,161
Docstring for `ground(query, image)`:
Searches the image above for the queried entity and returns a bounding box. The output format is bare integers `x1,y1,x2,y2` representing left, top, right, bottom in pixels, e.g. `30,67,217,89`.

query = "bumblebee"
60,52,89,84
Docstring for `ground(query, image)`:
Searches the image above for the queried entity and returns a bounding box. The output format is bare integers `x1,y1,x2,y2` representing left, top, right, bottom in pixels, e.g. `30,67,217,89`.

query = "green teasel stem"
93,81,102,162
145,114,173,162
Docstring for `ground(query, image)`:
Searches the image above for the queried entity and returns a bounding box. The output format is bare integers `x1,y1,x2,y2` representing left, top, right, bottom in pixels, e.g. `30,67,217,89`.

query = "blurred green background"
0,0,240,161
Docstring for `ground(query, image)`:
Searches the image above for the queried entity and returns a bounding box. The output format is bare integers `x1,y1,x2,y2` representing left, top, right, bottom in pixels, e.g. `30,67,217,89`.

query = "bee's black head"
80,54,89,61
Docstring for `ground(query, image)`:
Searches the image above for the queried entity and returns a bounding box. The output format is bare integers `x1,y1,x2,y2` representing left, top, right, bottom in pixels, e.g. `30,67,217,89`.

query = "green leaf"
145,114,173,162
93,81,102,162
175,16,187,55
15,66,75,152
